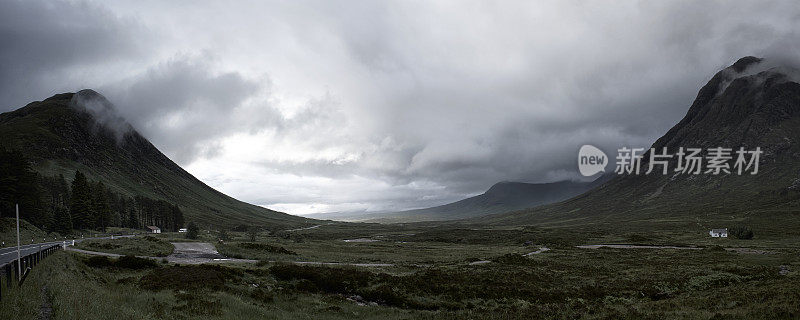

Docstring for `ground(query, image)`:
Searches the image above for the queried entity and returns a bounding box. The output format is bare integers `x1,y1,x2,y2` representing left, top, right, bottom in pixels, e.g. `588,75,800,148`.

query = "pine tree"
127,206,139,229
54,206,72,234
186,222,199,239
41,206,55,233
171,205,184,232
70,171,92,229
0,148,42,224
92,181,111,232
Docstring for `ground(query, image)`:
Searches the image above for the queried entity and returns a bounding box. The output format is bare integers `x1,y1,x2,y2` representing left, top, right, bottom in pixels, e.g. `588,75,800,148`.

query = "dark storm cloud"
2,0,800,214
0,0,147,110
336,0,800,192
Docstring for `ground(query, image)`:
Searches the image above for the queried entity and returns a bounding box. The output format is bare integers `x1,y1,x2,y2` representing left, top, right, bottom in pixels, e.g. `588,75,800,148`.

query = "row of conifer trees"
0,148,184,234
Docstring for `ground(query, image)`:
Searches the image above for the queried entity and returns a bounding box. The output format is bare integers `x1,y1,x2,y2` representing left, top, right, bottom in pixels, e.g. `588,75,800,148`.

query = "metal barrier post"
11,261,17,285
5,264,11,288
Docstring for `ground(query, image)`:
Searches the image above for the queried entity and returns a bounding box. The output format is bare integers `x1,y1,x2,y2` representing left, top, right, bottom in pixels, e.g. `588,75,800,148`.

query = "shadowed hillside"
361,176,610,223
0,90,311,228
476,57,800,236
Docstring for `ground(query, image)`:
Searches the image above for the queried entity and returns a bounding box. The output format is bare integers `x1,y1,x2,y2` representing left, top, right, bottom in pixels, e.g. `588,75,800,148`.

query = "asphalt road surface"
0,235,136,266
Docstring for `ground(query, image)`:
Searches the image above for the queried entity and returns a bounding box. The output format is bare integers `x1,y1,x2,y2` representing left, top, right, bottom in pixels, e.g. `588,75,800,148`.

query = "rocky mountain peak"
653,57,800,151
730,56,763,72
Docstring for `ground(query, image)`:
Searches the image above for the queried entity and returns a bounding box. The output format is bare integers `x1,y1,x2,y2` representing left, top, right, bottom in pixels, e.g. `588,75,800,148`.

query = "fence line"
0,244,62,302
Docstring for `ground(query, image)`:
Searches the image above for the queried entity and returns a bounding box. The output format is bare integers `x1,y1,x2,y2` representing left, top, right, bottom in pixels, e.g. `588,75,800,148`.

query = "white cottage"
147,226,161,234
709,228,728,237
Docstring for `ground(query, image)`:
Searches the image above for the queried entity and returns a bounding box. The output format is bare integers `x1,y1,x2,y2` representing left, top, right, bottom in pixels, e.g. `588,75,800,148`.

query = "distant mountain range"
311,175,611,222
0,90,311,228
476,57,800,233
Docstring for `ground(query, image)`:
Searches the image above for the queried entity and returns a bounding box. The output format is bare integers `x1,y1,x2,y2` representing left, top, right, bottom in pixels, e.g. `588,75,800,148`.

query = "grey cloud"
69,89,133,142
99,56,272,164
0,0,148,110
2,0,800,213
316,0,800,197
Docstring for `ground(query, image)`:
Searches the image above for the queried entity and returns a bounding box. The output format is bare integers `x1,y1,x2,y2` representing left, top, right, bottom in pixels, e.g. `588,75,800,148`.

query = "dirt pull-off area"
166,242,256,264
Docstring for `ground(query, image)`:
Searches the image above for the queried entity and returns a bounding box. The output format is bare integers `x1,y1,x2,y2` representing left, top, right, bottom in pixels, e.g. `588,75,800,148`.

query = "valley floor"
1,223,799,319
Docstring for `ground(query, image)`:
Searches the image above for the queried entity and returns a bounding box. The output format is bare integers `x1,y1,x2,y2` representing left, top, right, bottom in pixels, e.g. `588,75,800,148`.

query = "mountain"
476,57,800,233
0,90,312,228
338,175,610,223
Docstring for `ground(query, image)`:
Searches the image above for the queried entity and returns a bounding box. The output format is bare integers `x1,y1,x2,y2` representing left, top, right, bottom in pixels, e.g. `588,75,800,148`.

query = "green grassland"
0,252,422,320
2,233,798,320
3,221,800,319
217,239,527,265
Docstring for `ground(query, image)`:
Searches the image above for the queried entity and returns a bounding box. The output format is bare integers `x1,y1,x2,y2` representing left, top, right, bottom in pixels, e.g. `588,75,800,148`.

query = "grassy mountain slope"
474,57,800,235
0,90,312,228
364,177,608,223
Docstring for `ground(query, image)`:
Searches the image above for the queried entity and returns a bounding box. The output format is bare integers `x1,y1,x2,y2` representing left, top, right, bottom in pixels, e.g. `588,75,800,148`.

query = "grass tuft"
139,265,241,291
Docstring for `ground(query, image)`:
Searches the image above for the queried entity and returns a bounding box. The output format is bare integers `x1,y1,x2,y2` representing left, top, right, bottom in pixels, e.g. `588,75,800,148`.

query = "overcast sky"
1,0,799,215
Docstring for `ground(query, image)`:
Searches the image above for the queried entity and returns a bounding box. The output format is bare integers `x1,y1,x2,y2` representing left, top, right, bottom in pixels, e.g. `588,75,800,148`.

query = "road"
0,241,64,266
576,244,773,254
283,224,323,232
575,244,703,250
0,235,136,266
